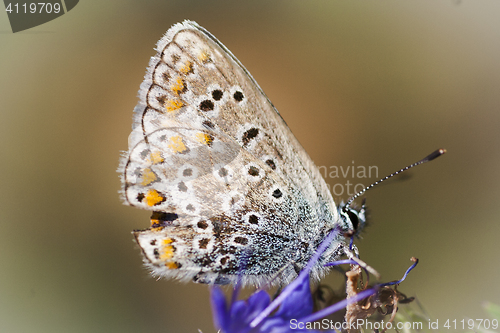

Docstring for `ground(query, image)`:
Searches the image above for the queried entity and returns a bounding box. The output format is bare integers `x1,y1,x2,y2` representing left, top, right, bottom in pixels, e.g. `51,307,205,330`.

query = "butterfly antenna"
344,148,446,210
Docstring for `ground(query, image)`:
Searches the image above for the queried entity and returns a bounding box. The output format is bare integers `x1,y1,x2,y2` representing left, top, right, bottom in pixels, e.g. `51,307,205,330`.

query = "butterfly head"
339,198,366,238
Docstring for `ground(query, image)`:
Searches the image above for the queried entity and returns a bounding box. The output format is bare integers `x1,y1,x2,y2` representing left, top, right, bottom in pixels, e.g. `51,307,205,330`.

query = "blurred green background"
1,1,499,332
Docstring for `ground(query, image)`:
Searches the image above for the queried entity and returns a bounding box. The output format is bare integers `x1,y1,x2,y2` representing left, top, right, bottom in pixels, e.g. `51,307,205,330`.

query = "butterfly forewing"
119,20,342,286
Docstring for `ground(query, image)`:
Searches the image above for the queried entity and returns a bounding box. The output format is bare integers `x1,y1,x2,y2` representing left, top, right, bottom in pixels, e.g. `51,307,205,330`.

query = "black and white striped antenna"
343,148,446,211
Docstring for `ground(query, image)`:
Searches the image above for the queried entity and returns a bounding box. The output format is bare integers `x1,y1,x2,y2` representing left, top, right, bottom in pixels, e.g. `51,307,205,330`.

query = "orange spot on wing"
160,238,175,261
147,151,164,164
195,132,213,146
167,135,187,153
145,189,165,207
198,50,210,63
141,168,157,186
162,238,173,245
160,247,174,260
164,99,184,112
180,61,193,74
170,77,185,95
165,262,178,269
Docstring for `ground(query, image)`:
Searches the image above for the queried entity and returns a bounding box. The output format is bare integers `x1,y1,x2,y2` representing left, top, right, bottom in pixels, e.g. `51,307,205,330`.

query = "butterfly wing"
119,21,342,286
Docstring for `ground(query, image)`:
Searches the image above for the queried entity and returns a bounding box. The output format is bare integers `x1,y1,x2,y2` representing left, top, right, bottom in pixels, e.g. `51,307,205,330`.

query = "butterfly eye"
346,210,359,231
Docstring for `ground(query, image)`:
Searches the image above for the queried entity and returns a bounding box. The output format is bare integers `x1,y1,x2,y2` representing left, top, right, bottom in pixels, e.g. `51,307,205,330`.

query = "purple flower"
211,287,271,333
211,272,322,333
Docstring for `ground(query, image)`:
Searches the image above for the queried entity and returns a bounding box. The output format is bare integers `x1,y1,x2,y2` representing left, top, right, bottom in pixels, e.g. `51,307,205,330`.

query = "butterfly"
119,20,365,286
